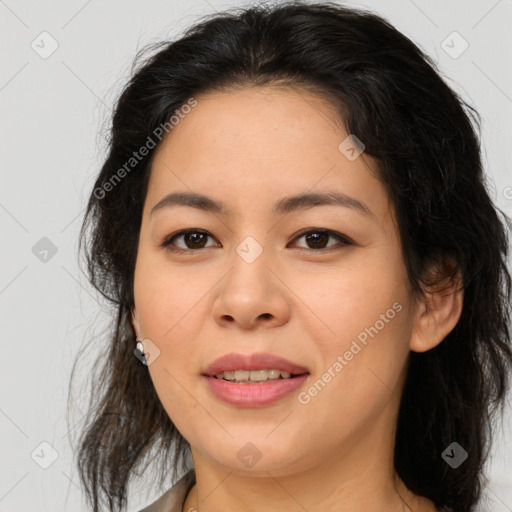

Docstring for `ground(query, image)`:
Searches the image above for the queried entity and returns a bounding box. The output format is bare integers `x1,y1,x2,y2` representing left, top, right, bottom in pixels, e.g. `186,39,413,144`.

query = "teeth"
235,370,251,381
214,369,294,383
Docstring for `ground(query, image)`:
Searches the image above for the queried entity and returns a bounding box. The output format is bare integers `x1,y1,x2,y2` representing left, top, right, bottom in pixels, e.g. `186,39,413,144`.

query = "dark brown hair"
70,2,512,511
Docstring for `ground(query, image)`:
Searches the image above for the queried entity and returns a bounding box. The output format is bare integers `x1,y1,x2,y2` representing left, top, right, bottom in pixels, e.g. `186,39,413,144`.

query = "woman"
72,2,512,511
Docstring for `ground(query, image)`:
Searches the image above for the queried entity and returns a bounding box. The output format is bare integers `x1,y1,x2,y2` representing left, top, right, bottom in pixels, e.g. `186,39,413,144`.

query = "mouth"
211,369,309,384
202,352,310,380
201,352,310,406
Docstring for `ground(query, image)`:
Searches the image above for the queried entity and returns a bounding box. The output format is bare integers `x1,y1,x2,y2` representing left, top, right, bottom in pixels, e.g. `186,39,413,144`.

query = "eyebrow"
150,190,374,218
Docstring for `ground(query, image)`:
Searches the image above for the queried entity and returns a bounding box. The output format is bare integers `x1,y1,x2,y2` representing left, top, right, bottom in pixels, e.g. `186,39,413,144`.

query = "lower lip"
202,374,309,407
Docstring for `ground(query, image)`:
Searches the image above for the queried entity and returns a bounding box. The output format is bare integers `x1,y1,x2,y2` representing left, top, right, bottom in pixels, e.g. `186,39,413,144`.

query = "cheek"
301,265,412,401
148,364,206,446
133,251,202,334
304,263,408,347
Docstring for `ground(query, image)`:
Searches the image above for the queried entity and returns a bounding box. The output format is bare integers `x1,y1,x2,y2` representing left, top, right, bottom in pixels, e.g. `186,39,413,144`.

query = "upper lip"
202,352,310,376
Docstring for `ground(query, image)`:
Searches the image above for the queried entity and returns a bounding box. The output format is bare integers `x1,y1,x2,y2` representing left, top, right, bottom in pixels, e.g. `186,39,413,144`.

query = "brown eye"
292,229,352,251
161,230,217,252
161,228,352,254
304,231,330,249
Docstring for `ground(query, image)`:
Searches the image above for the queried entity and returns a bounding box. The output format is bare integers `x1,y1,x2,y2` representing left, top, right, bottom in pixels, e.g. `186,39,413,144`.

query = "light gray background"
1,0,511,510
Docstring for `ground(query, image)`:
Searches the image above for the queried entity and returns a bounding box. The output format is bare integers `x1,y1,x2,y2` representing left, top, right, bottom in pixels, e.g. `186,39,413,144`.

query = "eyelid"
161,229,217,252
161,228,353,252
290,228,353,249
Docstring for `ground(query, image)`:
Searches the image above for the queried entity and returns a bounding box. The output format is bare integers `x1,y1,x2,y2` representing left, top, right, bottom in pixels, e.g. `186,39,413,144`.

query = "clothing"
138,469,196,512
138,469,454,512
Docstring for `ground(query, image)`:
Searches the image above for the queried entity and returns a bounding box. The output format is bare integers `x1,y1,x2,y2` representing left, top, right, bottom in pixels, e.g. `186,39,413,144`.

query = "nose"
211,249,291,331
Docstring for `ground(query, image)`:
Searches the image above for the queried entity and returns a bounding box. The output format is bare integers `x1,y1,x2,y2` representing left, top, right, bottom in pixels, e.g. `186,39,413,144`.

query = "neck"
181,419,436,512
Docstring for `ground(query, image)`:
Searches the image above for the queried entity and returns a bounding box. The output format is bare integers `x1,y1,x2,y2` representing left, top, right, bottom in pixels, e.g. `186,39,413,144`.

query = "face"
131,86,422,477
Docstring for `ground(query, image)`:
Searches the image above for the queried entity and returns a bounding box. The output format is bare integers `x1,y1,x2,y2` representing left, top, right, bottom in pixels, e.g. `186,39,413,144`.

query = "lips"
202,352,310,377
203,373,309,407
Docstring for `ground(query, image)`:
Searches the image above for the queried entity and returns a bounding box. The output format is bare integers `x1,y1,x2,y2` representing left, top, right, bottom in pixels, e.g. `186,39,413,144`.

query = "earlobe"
409,270,464,353
131,308,141,335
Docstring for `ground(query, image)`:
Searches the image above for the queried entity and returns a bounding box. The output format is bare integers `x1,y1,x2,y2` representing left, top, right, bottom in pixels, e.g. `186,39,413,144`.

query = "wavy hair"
71,2,512,511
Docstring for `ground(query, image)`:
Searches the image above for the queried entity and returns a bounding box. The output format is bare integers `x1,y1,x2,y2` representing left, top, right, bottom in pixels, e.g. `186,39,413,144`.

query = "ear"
409,262,464,353
131,308,142,336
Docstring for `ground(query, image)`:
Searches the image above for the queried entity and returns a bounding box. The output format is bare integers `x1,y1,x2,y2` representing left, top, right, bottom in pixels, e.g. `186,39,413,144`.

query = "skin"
131,86,463,512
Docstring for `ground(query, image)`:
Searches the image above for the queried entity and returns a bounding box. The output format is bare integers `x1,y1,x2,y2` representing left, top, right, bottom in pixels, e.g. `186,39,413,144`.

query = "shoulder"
138,469,196,512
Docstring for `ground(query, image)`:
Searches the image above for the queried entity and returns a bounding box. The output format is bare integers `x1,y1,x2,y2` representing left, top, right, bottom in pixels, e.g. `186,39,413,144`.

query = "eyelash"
160,228,353,254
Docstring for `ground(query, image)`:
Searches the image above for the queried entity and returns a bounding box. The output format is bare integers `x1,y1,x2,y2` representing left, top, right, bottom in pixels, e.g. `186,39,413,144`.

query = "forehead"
146,86,390,222
153,85,346,164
